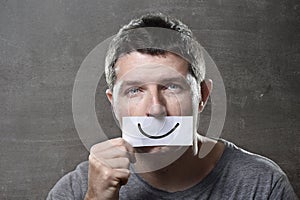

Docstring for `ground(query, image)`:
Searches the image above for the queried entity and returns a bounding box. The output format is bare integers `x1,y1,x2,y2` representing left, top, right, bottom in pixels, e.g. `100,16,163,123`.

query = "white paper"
122,116,193,147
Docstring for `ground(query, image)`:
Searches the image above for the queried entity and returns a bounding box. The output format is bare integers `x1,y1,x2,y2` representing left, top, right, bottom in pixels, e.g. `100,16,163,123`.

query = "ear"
199,79,213,113
106,89,113,105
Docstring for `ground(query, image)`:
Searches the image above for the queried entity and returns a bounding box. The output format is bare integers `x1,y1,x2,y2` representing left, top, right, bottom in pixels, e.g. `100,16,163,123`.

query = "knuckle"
89,154,109,169
90,145,96,153
90,142,103,153
89,154,99,164
102,169,113,181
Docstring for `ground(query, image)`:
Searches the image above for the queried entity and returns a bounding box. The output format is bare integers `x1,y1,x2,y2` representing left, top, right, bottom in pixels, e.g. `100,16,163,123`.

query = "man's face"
107,51,194,118
106,51,196,152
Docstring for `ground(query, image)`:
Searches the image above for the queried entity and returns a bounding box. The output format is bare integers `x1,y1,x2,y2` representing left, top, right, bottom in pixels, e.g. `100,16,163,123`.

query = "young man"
47,13,297,200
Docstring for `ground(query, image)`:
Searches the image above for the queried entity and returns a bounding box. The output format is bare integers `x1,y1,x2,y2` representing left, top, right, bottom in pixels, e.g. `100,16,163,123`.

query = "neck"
135,138,225,192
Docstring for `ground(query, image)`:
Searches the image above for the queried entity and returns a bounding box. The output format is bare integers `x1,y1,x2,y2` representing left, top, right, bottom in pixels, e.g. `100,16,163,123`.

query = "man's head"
104,13,211,154
105,13,205,91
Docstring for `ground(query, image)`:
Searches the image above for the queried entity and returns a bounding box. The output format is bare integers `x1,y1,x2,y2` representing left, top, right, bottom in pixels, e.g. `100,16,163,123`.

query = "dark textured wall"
0,0,299,199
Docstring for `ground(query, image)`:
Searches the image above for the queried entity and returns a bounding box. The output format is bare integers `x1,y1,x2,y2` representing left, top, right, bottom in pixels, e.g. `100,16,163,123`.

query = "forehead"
114,51,189,80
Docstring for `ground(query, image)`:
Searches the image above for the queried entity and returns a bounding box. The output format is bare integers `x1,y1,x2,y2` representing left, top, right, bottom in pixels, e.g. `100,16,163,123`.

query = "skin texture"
85,52,223,199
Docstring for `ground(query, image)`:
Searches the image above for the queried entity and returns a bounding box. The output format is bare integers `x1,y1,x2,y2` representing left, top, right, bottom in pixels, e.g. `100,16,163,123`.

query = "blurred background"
0,0,299,199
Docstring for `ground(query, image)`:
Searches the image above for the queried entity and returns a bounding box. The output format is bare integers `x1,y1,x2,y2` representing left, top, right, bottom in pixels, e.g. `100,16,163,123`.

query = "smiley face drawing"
137,122,180,139
122,116,193,147
133,116,177,140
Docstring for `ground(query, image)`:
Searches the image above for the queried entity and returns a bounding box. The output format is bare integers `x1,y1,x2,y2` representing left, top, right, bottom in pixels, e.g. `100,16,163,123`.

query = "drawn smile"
137,123,180,139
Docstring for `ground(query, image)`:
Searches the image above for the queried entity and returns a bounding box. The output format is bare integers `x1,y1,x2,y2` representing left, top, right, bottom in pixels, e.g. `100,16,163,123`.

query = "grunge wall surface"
0,0,299,198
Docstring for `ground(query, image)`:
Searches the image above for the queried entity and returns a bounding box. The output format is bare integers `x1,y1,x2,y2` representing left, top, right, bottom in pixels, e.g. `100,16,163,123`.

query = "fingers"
91,138,134,154
90,138,136,163
105,157,131,169
115,169,131,185
89,155,130,183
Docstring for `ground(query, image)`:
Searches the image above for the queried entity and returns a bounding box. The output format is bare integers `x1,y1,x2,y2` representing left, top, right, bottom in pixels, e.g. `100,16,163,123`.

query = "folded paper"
122,116,193,147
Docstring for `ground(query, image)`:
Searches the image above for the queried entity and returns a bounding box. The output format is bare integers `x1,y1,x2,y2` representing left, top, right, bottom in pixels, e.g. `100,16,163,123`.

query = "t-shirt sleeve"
269,174,298,200
46,161,88,200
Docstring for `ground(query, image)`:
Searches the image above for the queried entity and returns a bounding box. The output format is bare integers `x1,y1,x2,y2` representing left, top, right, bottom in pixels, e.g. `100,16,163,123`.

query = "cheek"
112,97,128,118
115,96,146,116
183,100,194,115
165,94,194,116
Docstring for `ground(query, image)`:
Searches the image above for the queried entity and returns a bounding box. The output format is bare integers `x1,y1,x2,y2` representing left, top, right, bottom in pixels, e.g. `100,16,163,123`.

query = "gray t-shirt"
47,140,298,199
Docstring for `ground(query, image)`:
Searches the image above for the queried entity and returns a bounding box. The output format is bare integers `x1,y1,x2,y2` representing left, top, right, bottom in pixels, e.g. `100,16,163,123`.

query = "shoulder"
220,139,287,183
47,161,89,200
221,139,284,175
217,139,297,199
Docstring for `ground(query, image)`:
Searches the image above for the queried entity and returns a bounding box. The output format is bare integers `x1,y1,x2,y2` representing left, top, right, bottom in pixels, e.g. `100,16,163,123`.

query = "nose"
146,87,167,117
147,104,166,117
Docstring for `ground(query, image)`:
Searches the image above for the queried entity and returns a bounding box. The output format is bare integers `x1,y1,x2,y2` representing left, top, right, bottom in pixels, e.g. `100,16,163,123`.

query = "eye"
126,87,141,96
167,84,179,90
163,83,181,91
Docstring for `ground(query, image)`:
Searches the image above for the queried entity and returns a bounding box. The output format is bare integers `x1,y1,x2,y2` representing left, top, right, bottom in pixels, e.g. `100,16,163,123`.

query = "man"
47,13,297,199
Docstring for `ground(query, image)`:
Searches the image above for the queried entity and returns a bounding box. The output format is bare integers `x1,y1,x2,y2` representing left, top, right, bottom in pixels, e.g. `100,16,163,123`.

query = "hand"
84,138,135,200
